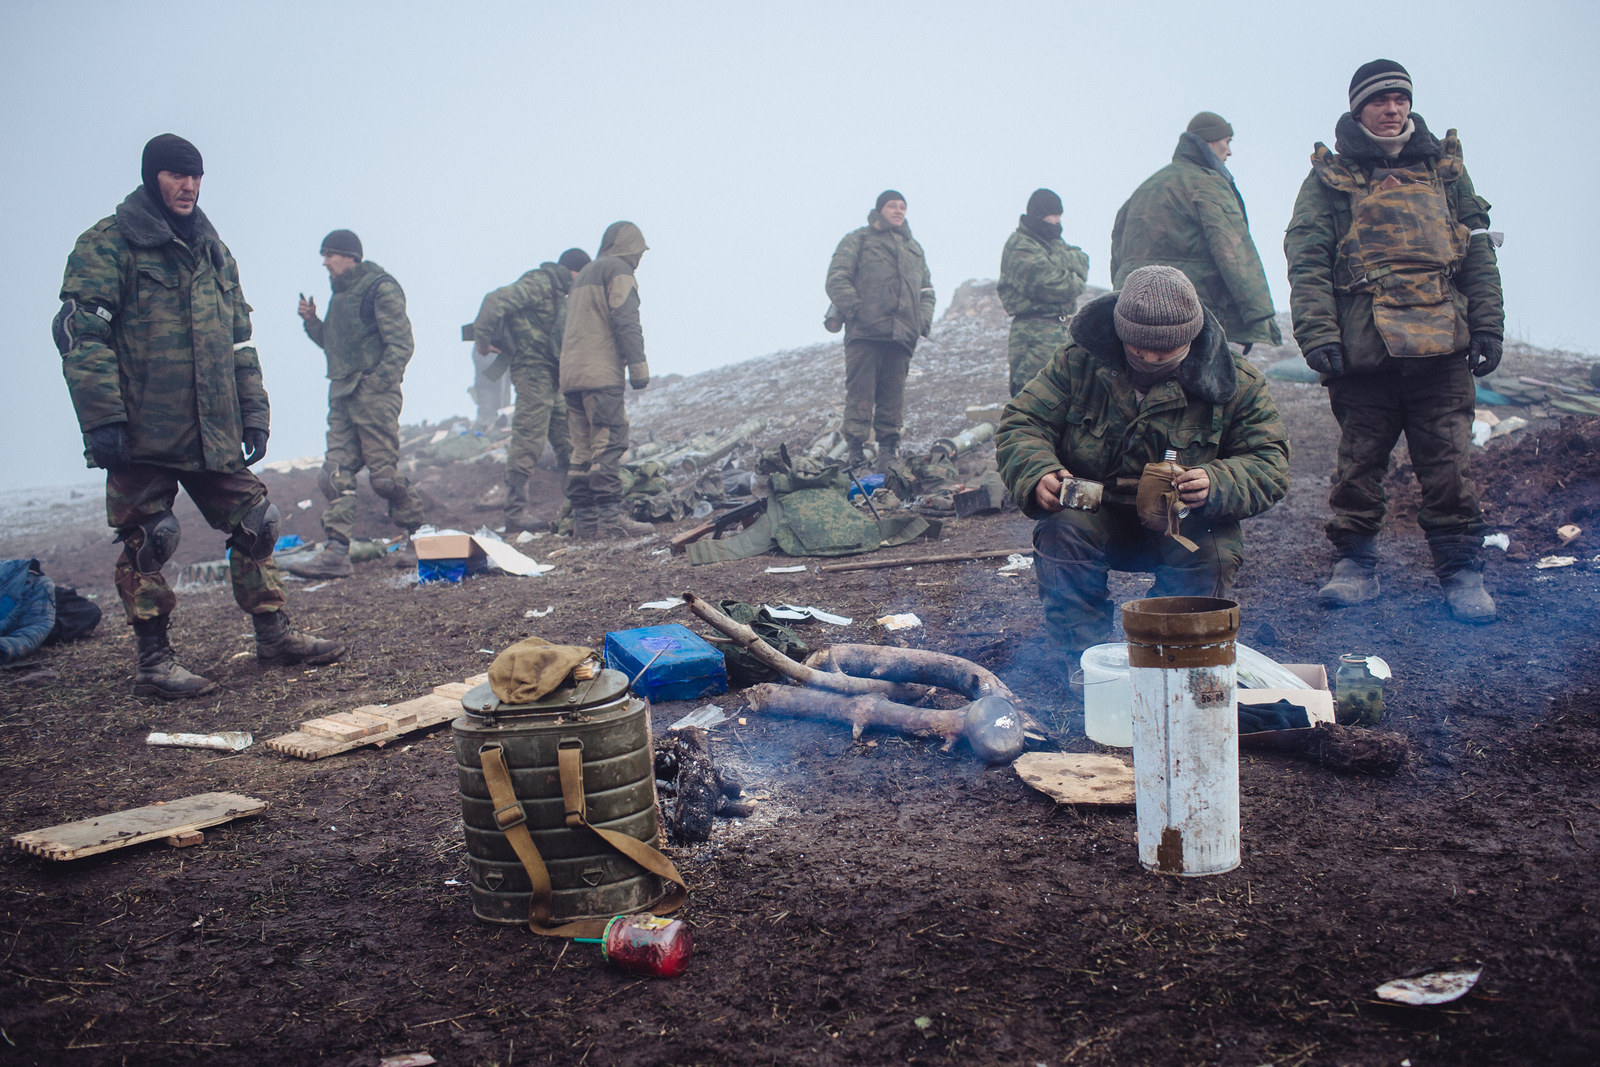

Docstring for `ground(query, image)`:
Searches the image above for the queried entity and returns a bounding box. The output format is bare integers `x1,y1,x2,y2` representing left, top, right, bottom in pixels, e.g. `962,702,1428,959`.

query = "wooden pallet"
264,674,487,760
10,792,269,861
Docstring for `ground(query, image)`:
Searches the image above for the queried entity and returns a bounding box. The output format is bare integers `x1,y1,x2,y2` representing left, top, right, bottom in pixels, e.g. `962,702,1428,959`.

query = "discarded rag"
488,636,596,704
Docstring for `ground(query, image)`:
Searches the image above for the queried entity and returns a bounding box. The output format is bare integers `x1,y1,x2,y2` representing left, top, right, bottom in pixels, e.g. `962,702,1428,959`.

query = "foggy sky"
3,0,1596,493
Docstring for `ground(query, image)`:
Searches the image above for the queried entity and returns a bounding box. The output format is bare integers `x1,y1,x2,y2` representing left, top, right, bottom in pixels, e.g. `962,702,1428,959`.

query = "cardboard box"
1240,663,1333,749
604,624,728,704
413,533,488,584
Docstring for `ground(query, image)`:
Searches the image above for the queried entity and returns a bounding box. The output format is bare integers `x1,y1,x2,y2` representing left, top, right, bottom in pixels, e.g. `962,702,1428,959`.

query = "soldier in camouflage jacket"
998,188,1090,397
1112,112,1281,348
996,268,1289,653
55,135,341,698
1284,60,1505,622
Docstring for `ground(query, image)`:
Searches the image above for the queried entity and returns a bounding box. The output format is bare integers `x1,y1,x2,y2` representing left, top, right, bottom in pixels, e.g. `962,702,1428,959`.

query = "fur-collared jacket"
996,292,1290,520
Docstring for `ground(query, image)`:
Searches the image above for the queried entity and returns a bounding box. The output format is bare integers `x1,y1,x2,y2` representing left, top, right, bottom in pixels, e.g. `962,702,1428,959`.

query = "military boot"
1429,533,1497,623
598,498,654,538
285,538,352,579
253,611,344,666
875,439,899,474
389,531,418,570
504,473,535,533
1318,535,1379,607
844,436,867,469
572,505,601,541
132,616,218,700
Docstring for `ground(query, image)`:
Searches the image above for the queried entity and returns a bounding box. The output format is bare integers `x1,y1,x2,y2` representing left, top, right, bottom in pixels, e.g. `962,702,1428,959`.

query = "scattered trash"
639,597,687,611
765,564,808,573
1375,965,1482,1006
1013,752,1135,805
273,534,303,552
297,499,313,509
378,1053,437,1067
575,914,693,978
443,878,463,887
1235,642,1316,690
1536,555,1577,569
996,553,1033,574
302,582,329,592
146,731,253,753
477,648,496,654
877,613,922,631
523,606,554,619
515,530,537,545
1558,523,1582,545
1483,532,1510,551
764,604,852,626
669,704,728,731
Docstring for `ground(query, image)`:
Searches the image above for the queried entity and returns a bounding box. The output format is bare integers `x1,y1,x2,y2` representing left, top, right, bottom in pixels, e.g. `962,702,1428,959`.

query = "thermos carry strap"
478,742,687,938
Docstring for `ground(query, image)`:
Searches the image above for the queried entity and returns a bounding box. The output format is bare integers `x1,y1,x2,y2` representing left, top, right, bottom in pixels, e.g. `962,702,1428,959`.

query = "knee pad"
119,511,181,574
368,467,405,501
233,499,282,560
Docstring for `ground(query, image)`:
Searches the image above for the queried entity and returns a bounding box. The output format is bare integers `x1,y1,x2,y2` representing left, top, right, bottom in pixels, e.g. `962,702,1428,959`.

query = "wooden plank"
166,830,205,848
433,682,471,700
1012,753,1135,805
300,714,386,742
11,792,268,861
352,703,417,728
265,692,464,761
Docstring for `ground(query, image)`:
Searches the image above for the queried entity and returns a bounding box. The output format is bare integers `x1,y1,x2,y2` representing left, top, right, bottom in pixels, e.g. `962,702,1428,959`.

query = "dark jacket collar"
1333,111,1441,165
115,185,219,250
1069,292,1237,405
330,259,380,293
1018,215,1063,243
1173,133,1245,219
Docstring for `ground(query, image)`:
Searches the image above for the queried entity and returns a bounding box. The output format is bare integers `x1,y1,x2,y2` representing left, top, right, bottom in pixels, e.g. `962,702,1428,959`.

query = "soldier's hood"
1333,111,1441,165
1070,292,1237,405
115,185,219,250
538,261,574,295
598,221,647,262
868,209,912,236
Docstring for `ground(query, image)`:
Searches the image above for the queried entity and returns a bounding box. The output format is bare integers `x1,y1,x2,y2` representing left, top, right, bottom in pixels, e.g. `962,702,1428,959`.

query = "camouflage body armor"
1311,131,1471,358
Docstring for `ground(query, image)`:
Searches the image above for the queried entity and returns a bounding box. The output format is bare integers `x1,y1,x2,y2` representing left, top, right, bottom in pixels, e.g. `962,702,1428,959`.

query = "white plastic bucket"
1122,597,1241,877
1079,643,1132,748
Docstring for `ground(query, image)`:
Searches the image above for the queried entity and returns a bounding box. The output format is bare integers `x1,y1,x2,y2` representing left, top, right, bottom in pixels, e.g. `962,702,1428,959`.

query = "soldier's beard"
145,178,201,241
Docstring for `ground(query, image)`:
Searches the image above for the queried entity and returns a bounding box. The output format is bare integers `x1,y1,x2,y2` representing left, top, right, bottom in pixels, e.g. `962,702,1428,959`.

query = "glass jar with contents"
1335,654,1392,726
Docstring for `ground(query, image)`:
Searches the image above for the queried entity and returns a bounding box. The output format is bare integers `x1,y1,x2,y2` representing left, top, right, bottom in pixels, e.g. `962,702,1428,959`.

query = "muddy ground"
2,324,1598,1065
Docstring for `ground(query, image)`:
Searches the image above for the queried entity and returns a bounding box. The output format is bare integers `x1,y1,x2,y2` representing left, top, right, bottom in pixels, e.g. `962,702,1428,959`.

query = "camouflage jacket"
303,260,413,399
825,211,935,350
57,186,267,472
996,293,1290,521
560,223,647,392
473,261,572,368
998,218,1090,321
1284,113,1504,374
1111,134,1281,345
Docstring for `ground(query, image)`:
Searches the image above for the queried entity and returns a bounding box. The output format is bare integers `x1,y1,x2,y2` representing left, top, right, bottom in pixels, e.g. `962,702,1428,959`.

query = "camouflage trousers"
1033,503,1242,652
1324,357,1483,545
842,338,913,450
106,464,287,623
564,385,629,506
1007,316,1070,397
508,352,571,479
319,379,426,543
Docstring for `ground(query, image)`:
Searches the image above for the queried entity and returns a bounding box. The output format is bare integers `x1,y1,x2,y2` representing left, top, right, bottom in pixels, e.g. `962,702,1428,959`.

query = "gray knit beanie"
1114,266,1205,350
1186,111,1234,143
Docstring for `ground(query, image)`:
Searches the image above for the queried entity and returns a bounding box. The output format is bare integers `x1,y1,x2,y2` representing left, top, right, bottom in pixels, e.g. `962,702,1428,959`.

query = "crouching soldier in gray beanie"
995,266,1290,656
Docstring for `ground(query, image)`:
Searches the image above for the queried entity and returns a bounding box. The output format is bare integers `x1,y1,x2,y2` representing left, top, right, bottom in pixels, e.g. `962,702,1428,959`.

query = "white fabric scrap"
765,565,808,573
769,604,852,626
997,553,1033,573
1535,555,1577,569
877,613,922,631
523,606,554,618
1482,532,1510,551
639,597,686,610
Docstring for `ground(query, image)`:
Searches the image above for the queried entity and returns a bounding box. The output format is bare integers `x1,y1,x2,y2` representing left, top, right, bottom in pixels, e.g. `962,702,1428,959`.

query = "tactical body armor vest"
322,263,395,396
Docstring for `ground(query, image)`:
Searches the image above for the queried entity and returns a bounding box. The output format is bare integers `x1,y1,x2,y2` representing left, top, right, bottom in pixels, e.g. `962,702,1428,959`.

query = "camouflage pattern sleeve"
57,221,130,432
995,354,1074,519
918,250,936,337
1283,169,1344,354
227,259,270,432
472,283,517,352
370,276,415,386
1450,162,1505,337
302,311,326,349
606,274,646,368
1192,188,1281,344
1007,236,1090,315
1196,359,1289,520
824,230,863,321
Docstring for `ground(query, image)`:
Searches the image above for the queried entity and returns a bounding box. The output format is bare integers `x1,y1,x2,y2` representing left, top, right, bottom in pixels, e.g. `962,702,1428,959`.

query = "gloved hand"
627,360,650,391
1467,332,1503,377
1304,342,1346,378
1241,342,1253,356
88,423,132,471
242,427,269,465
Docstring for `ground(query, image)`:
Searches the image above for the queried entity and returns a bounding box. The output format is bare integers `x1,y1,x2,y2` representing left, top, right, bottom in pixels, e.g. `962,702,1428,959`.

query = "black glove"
1241,342,1253,356
87,423,132,472
242,427,269,465
1304,342,1346,378
1467,332,1503,377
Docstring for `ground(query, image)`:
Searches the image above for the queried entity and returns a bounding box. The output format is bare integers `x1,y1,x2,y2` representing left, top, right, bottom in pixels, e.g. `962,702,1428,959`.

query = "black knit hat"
1349,59,1412,113
319,229,363,260
1186,111,1234,142
557,247,591,273
141,134,203,194
875,189,906,211
1026,188,1064,220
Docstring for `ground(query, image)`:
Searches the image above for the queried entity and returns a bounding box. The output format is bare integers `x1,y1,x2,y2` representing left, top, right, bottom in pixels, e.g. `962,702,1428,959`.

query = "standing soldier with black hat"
54,134,343,698
825,190,936,468
473,247,591,533
1112,112,1282,351
999,188,1090,396
1285,60,1504,622
289,230,427,578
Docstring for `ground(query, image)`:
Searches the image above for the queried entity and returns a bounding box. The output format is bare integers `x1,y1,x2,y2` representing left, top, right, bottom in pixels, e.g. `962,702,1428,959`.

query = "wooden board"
265,692,465,760
1012,752,1135,805
11,792,268,861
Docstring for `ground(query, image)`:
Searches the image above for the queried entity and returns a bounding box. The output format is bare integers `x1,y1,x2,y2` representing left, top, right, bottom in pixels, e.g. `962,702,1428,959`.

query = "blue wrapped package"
604,624,728,703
